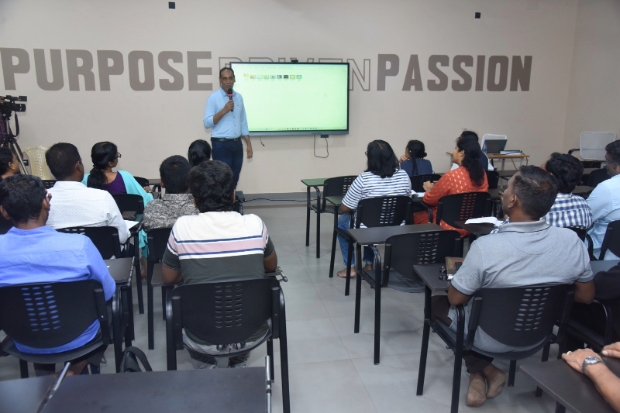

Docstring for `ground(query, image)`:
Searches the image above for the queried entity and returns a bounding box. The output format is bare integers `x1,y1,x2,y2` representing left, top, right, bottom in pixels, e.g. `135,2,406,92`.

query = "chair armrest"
370,245,387,287
464,297,482,351
265,267,288,283
97,288,112,346
420,201,434,224
454,304,466,351
585,233,596,261
169,295,183,351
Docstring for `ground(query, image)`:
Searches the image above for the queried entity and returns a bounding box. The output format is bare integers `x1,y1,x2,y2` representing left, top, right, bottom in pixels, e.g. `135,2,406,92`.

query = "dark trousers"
431,296,493,374
212,139,243,188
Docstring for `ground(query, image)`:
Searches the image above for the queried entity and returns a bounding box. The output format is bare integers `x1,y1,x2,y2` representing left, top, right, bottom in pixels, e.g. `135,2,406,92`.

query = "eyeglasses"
115,153,122,159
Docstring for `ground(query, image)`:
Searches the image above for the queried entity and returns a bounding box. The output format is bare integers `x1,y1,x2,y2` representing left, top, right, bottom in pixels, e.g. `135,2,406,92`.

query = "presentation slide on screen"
231,63,349,133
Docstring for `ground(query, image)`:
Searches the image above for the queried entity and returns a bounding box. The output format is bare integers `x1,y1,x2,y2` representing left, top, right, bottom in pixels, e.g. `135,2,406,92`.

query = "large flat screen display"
229,62,349,136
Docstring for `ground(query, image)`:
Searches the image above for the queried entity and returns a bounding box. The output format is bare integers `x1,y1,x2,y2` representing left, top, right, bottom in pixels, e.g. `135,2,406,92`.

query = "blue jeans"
337,212,374,267
211,139,244,188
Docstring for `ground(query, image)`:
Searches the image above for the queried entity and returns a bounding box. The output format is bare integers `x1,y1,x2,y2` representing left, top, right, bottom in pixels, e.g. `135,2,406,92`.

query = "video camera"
1,95,27,116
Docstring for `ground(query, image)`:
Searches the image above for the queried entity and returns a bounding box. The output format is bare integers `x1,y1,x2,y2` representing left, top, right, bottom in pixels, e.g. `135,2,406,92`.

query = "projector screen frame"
229,62,350,137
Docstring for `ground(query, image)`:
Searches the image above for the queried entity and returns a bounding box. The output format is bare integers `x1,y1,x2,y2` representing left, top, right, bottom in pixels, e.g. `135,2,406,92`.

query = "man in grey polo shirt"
432,166,595,408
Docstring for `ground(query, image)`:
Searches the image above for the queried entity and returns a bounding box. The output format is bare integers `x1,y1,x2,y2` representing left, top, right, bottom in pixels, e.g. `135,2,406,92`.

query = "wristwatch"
582,356,603,375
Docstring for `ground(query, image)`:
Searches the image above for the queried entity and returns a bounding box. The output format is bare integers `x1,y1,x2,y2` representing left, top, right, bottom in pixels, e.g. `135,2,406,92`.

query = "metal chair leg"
508,360,517,387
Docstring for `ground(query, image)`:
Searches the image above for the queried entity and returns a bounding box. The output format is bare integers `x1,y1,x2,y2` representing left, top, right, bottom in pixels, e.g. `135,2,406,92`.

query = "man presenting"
203,67,252,188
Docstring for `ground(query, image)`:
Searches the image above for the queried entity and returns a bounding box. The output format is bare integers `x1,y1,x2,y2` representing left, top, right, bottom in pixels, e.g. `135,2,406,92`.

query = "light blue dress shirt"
0,226,116,353
587,174,620,259
203,88,249,138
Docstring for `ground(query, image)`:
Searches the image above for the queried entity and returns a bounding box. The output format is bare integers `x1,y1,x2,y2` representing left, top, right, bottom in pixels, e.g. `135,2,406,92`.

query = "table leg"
316,190,321,259
305,186,311,247
416,286,432,395
373,254,382,365
354,242,362,333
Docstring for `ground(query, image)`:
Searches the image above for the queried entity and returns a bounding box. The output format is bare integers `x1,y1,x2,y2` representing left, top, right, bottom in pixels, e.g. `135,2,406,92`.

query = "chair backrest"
170,278,282,346
147,227,172,262
485,170,499,190
384,231,460,287
133,176,150,188
0,280,110,348
410,174,441,193
41,180,57,189
467,284,573,349
113,194,144,214
579,132,616,161
356,196,412,228
588,168,610,188
600,220,620,260
322,176,357,211
567,226,587,241
436,192,491,227
57,226,122,259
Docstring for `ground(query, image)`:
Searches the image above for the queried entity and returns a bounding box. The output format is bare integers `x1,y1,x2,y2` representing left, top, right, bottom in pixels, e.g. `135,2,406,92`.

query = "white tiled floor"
0,204,560,412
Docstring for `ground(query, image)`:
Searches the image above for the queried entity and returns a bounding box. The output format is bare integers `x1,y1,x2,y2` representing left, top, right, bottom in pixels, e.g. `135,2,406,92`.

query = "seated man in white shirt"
587,140,620,260
45,143,130,244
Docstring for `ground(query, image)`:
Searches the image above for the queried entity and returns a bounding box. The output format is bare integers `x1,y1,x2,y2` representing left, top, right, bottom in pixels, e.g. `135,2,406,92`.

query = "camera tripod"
0,107,29,175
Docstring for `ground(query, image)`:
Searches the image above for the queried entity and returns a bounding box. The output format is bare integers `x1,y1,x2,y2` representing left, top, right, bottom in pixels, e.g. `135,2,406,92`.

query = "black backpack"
119,346,153,373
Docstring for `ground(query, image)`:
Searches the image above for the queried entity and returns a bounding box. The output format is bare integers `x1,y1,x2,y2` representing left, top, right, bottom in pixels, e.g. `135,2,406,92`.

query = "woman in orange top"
414,135,488,236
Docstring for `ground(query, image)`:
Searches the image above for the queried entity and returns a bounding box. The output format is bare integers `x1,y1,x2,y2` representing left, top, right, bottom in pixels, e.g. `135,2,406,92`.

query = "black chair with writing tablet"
330,195,413,296
166,277,290,413
416,283,574,413
313,176,356,259
0,280,111,378
356,230,460,364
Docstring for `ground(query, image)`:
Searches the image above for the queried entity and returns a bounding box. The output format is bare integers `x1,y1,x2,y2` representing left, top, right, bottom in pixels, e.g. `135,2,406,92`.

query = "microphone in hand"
227,89,234,112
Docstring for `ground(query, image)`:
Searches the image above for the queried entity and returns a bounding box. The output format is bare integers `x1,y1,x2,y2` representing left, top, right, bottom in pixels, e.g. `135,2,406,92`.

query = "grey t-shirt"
449,220,593,352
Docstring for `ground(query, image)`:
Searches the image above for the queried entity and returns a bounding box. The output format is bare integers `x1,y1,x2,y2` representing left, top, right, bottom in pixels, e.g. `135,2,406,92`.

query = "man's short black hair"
544,153,583,194
606,140,620,164
219,67,234,77
366,140,399,178
512,166,558,220
188,160,234,212
0,175,46,224
45,143,81,180
159,156,191,194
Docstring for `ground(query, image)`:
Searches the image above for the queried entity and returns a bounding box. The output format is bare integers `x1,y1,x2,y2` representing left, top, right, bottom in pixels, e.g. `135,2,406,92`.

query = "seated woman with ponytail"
399,140,433,177
83,141,153,207
413,134,488,237
83,142,153,266
187,139,212,167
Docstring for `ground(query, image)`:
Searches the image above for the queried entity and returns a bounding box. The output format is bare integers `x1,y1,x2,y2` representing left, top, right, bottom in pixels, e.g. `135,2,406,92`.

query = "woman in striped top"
336,140,411,278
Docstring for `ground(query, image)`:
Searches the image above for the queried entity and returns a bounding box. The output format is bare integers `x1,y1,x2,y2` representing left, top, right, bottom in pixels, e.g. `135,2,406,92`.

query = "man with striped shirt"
543,153,592,229
162,160,277,369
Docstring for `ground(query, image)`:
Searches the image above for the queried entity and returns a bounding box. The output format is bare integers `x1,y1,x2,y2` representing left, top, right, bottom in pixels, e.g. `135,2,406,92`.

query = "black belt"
211,137,240,142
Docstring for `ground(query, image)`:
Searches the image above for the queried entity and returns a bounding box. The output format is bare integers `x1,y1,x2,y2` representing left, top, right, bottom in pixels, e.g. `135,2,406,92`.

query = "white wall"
563,0,620,153
0,0,580,192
